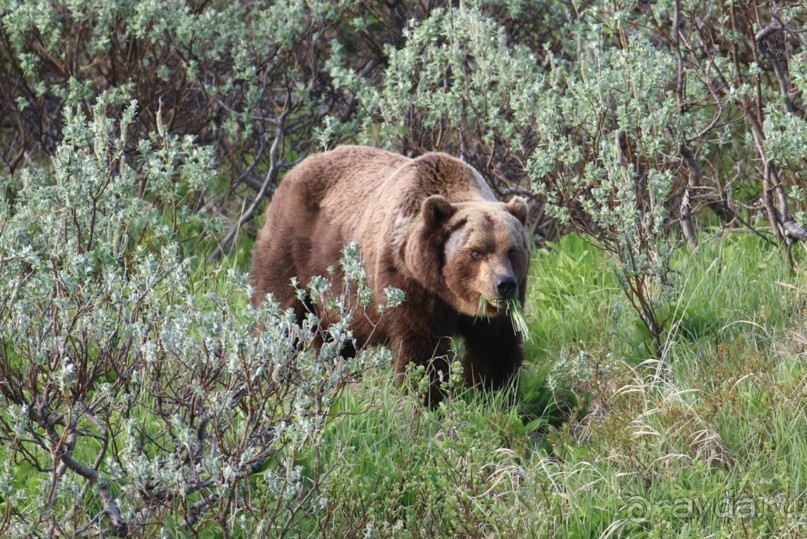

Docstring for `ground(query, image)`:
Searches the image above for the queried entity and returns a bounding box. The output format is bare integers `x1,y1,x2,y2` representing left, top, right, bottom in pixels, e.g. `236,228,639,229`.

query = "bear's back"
281,146,494,214
282,146,410,206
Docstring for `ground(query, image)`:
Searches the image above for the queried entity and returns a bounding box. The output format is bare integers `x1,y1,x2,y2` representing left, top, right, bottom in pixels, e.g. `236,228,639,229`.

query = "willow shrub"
0,0,361,224
0,100,394,537
326,1,807,354
6,0,805,352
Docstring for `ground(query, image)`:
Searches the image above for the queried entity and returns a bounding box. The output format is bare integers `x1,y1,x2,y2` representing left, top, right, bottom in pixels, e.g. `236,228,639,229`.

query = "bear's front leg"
389,323,454,407
458,315,523,391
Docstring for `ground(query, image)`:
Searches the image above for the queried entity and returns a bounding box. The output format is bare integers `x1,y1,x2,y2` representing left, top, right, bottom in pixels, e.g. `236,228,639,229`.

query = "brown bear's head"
405,194,530,317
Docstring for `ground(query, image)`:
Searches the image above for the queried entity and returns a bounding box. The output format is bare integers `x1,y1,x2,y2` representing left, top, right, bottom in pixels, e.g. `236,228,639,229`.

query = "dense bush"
0,102,396,536
325,0,806,350
1,1,807,536
3,0,805,226
3,1,804,243
1,0,380,261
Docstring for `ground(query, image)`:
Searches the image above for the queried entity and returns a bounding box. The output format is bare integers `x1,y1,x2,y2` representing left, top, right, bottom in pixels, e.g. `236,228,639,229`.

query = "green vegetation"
4,131,804,534
1,0,806,536
309,234,807,538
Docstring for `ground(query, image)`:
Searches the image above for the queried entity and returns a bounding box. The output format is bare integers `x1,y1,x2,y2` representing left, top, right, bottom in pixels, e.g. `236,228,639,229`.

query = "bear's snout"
495,275,517,299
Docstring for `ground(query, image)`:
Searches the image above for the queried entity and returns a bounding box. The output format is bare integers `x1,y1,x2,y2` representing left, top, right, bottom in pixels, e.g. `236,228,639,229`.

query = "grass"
305,232,807,538
3,231,806,537
475,295,531,338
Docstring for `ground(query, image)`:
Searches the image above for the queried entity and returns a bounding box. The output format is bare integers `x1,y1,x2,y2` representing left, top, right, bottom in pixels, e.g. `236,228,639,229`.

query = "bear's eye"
470,250,484,261
507,249,518,260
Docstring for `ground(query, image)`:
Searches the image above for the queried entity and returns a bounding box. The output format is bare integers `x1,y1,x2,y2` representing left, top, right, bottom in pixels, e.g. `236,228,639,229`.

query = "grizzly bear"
249,146,530,404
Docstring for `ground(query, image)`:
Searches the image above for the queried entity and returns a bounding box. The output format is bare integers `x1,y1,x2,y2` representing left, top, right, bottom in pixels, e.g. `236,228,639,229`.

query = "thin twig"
679,144,699,249
211,110,288,261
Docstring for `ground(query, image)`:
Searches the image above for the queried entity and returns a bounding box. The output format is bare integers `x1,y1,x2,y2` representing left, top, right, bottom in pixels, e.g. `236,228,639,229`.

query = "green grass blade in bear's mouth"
476,296,531,340
476,296,494,321
504,298,531,340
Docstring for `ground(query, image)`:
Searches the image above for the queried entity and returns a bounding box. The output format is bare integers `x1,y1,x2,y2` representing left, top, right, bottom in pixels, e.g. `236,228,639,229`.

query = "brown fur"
249,146,530,404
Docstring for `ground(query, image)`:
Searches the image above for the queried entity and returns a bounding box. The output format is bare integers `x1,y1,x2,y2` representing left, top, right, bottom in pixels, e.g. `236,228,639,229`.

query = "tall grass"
305,233,807,538
3,222,805,537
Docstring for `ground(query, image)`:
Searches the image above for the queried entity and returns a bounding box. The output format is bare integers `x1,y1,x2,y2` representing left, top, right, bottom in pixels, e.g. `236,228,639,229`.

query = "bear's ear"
421,195,456,228
506,196,528,226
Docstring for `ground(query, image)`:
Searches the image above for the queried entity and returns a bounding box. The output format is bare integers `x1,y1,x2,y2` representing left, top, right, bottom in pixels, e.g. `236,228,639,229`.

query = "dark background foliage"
2,1,805,251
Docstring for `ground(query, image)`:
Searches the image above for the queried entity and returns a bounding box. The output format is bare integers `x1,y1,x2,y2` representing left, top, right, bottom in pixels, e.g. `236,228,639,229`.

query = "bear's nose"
496,276,517,299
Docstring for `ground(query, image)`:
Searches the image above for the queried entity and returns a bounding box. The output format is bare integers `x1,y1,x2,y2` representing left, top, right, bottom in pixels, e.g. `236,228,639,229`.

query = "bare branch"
211,109,288,261
679,144,699,249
